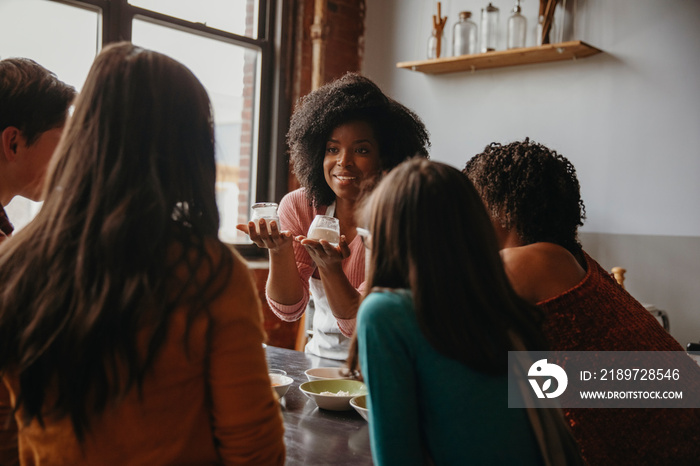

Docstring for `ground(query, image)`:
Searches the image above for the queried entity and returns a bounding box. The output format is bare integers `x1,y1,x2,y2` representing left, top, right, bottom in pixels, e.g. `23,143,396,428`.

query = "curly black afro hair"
463,138,586,257
286,72,430,207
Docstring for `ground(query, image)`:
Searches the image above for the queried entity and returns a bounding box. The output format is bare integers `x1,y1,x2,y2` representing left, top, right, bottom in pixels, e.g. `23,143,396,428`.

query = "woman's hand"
296,234,351,271
236,219,294,252
299,234,359,322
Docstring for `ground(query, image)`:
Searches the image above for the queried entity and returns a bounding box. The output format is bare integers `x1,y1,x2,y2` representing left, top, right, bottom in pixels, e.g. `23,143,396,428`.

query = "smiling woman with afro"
287,73,430,207
238,72,430,359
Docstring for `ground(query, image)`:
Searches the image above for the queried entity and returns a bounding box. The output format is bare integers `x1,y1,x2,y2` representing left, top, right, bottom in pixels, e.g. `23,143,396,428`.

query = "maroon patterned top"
539,252,700,465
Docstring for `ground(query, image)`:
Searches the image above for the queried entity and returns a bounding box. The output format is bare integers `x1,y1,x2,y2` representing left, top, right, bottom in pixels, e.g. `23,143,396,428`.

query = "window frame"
49,0,291,259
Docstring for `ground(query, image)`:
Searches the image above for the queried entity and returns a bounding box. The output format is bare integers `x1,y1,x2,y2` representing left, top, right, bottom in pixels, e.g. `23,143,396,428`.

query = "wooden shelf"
396,40,602,75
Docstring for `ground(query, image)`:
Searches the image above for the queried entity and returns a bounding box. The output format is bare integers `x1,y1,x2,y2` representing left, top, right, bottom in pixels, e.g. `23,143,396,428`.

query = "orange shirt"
2,247,284,465
0,383,18,466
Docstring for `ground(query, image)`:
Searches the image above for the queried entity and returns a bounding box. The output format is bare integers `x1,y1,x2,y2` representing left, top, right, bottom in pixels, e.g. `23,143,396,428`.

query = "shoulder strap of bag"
510,334,585,466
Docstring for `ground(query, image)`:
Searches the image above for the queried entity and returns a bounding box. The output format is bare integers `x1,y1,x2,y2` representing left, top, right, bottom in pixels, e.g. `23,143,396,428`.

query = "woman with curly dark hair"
238,73,430,359
463,138,699,465
463,138,589,303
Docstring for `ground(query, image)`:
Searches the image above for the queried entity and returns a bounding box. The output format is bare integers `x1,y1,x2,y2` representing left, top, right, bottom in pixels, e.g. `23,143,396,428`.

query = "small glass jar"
251,202,279,234
307,215,340,246
427,28,446,59
507,0,527,49
452,11,478,56
480,3,499,53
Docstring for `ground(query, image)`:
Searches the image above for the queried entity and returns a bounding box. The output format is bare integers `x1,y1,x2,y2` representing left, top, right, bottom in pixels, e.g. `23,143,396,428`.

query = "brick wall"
288,0,365,192
324,0,365,83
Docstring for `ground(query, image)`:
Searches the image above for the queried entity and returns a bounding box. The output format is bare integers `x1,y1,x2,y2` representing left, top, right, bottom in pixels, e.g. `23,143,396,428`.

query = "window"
0,0,99,229
0,0,289,253
128,0,258,38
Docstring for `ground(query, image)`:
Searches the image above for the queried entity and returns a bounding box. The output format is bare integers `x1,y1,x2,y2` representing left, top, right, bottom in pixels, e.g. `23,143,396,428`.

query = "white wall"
362,0,700,346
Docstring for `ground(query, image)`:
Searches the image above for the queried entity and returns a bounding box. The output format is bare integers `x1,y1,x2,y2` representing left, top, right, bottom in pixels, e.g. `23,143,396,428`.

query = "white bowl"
299,379,367,411
304,366,352,381
270,374,293,398
350,395,369,421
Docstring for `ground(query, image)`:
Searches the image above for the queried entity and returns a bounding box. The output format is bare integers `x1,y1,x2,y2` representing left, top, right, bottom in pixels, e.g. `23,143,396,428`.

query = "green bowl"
299,379,367,411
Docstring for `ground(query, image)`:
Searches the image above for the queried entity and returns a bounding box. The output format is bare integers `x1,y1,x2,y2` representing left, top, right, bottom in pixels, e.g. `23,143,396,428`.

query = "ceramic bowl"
350,395,369,421
304,366,352,382
270,373,293,398
299,379,367,411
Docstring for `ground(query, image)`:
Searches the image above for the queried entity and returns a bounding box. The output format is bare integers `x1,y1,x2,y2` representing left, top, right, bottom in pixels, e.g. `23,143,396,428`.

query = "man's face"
15,127,63,201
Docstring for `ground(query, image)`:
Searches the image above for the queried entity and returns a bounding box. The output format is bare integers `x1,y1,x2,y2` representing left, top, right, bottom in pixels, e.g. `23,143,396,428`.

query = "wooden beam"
310,0,328,90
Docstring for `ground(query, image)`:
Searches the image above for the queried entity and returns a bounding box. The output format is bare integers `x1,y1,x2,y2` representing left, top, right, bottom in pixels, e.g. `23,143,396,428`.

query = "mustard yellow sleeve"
0,381,19,466
208,250,285,465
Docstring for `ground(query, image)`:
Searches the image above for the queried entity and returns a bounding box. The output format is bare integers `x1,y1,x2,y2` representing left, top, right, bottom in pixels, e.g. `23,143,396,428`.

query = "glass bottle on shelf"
553,0,572,44
507,0,527,49
452,11,478,56
427,28,446,59
535,14,545,46
480,3,499,53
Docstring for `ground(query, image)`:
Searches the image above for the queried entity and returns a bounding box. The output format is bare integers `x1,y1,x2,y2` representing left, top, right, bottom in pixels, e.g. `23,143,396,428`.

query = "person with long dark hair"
0,42,284,464
0,54,76,466
348,158,576,465
238,73,430,360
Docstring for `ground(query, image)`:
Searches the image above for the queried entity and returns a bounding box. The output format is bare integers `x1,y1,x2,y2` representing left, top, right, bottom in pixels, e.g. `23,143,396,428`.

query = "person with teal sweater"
348,158,582,465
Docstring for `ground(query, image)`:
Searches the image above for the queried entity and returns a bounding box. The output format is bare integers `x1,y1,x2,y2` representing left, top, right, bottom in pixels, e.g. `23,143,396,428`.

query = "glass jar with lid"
507,0,527,49
480,3,499,53
452,11,478,56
